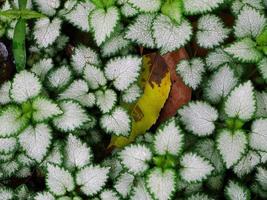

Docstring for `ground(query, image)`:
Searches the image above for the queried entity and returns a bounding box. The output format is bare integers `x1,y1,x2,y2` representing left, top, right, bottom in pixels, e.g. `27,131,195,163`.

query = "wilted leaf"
109,53,171,148
157,48,192,123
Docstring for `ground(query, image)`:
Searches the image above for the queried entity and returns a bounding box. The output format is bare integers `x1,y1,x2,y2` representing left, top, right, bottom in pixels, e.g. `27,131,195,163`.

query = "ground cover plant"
0,0,267,199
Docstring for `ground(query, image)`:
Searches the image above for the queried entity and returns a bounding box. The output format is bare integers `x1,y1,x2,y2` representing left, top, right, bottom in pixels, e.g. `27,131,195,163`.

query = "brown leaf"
157,48,192,124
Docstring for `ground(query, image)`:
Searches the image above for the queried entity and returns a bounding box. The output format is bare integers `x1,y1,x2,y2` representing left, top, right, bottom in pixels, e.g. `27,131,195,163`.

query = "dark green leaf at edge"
12,19,26,72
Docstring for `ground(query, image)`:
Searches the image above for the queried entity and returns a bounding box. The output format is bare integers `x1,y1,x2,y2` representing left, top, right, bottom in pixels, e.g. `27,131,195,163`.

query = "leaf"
205,48,233,71
153,118,184,156
83,64,107,90
249,118,267,152
96,89,117,113
42,142,63,167
32,96,62,122
63,1,95,31
119,144,152,174
146,168,176,200
34,17,61,48
59,80,95,108
176,58,205,89
71,45,100,75
90,7,120,46
114,172,134,198
204,65,238,103
125,13,156,48
216,129,248,168
12,19,26,71
101,33,130,57
225,181,250,200
109,53,171,148
0,137,17,154
0,81,12,105
76,165,109,196
53,100,90,132
131,178,153,200
255,167,267,189
197,14,230,49
178,101,218,136
231,0,264,15
0,9,45,19
100,107,131,136
255,91,267,118
0,105,29,137
128,0,161,12
1,160,20,177
33,0,60,16
31,58,54,81
100,190,120,200
10,71,41,103
187,193,214,200
46,164,75,196
34,192,55,200
104,56,142,91
91,0,115,8
121,2,138,17
157,49,192,123
224,38,263,63
180,153,214,182
46,66,73,91
234,6,266,39
233,150,260,177
161,0,183,25
152,15,192,54
256,26,267,46
184,0,224,15
122,83,142,103
257,58,267,82
224,81,256,121
65,134,92,169
195,139,224,174
18,0,29,9
0,187,13,200
19,123,52,162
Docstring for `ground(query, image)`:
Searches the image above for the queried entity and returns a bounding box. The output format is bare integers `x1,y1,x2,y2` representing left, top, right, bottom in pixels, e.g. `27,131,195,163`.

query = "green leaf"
216,130,248,169
224,81,256,121
146,168,177,200
89,7,120,46
128,0,161,12
0,9,45,20
225,181,250,200
46,164,75,196
180,153,214,182
114,172,134,198
12,19,26,71
0,105,29,137
19,123,52,163
76,165,109,196
161,0,183,25
256,27,267,46
91,0,115,8
224,38,263,63
19,0,28,9
184,0,224,15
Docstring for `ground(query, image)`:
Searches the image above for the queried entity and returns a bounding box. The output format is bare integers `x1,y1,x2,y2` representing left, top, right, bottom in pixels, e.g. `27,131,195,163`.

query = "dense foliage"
0,0,267,199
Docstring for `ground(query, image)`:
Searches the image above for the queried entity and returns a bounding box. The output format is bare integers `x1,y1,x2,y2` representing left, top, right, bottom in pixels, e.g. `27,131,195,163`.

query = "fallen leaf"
108,53,171,148
157,48,192,124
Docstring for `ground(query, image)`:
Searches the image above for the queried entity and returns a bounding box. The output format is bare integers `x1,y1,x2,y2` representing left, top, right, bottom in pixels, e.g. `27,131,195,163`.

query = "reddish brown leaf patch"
157,48,192,124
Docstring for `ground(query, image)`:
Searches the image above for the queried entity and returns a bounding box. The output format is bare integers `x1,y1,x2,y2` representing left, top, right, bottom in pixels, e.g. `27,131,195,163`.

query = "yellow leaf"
108,53,171,148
